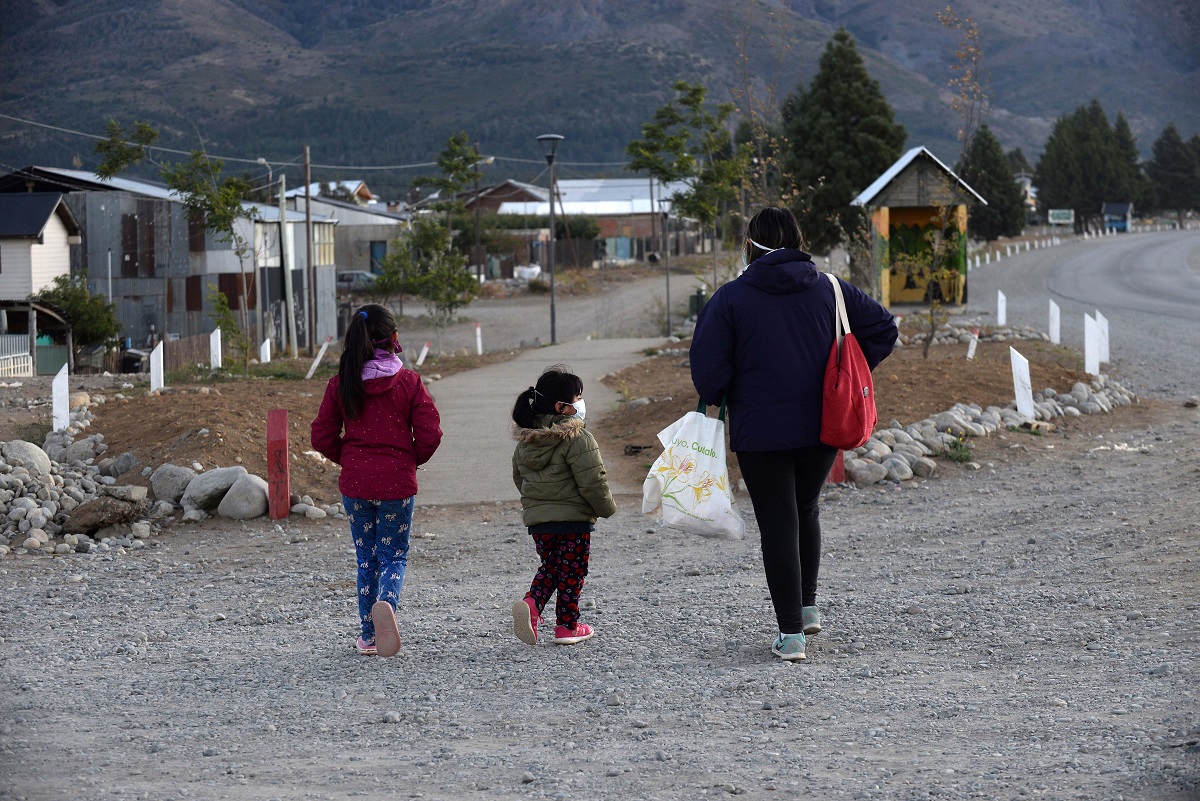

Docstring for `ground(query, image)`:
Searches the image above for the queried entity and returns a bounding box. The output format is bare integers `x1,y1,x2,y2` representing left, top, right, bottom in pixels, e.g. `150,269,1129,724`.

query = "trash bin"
689,288,708,317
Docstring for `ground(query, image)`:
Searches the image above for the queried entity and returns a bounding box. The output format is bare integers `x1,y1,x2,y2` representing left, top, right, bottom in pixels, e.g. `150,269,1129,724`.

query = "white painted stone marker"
997,290,1007,326
52,364,69,432
1049,299,1061,345
1096,311,1109,363
260,339,271,364
1010,347,1035,418
1084,314,1100,376
210,328,222,370
150,342,164,392
966,328,979,361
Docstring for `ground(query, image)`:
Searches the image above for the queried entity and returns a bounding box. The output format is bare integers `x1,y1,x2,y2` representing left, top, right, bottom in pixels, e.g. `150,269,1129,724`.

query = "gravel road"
1,236,1198,800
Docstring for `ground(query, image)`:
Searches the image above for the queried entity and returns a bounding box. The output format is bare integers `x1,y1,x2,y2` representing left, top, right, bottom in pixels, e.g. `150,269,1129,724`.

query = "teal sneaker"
771,632,807,661
801,606,822,635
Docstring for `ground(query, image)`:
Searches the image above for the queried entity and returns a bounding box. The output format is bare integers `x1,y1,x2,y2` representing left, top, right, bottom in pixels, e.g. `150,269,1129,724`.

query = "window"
314,224,334,266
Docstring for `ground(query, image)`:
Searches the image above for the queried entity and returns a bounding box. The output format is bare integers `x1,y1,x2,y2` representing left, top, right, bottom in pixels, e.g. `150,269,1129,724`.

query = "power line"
0,112,634,171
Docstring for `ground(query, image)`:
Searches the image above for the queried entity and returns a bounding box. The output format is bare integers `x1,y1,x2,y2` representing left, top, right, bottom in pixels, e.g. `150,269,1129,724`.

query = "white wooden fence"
0,353,33,378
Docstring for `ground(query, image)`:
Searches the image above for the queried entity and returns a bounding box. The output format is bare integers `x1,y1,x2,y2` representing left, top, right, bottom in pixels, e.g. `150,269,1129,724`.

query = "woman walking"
690,207,897,661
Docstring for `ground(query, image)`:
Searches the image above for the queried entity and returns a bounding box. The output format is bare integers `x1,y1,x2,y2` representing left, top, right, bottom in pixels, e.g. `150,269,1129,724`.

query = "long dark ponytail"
338,303,398,420
512,364,584,429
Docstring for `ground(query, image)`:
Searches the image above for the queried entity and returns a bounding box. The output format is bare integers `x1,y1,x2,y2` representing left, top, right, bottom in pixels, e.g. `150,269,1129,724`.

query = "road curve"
965,230,1200,400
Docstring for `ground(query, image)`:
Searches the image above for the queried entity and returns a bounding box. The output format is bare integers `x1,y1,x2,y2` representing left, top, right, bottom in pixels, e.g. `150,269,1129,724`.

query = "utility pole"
304,146,315,356
278,173,298,358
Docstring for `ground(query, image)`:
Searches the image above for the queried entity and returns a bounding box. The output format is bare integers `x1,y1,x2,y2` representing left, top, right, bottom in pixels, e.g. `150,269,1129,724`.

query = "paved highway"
964,229,1200,400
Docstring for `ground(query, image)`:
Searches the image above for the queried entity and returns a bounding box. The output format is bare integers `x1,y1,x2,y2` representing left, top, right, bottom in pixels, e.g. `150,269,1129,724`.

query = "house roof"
0,165,182,200
496,177,692,217
285,180,376,203
0,193,80,239
292,193,409,221
851,147,986,207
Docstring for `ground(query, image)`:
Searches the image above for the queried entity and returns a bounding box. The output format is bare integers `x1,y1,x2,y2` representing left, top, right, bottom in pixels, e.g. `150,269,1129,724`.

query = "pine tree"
957,125,1024,241
1147,123,1199,224
1035,100,1126,231
780,28,906,257
1112,112,1148,208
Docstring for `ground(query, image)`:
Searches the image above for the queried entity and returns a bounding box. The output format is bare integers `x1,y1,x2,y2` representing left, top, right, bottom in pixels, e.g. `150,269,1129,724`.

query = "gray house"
0,166,338,351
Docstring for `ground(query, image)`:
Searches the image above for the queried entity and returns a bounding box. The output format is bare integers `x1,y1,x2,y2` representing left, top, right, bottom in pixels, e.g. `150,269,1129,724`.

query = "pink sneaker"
371,601,401,657
355,636,377,656
552,622,594,645
512,597,540,645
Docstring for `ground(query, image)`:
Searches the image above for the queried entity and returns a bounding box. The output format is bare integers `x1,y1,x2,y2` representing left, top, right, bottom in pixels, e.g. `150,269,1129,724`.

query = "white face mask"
743,238,781,267
568,398,586,421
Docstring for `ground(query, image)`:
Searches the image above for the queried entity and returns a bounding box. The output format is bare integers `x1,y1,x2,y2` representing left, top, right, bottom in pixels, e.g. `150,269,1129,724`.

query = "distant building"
0,166,338,349
0,192,82,374
286,180,377,207
285,191,408,275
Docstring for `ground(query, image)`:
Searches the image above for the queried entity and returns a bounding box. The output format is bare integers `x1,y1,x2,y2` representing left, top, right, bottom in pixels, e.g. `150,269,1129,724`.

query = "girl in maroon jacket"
311,304,442,657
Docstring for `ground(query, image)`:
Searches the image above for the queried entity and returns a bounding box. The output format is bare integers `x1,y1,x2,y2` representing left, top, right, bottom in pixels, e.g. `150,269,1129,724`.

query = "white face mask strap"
747,238,781,254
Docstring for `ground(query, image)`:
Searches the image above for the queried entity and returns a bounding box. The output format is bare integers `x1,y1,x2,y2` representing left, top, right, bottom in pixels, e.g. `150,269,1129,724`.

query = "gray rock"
181,509,208,523
217,474,269,520
846,460,889,485
303,506,328,520
103,452,141,479
101,485,148,502
912,457,938,478
151,464,197,504
884,457,914,482
58,438,98,465
181,466,247,511
0,441,52,477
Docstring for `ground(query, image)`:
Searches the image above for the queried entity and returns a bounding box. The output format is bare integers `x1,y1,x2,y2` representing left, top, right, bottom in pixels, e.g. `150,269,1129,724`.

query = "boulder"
151,464,197,504
0,441,52,477
58,438,98,465
217,474,269,520
102,451,141,479
181,466,247,511
62,496,145,534
846,460,889,486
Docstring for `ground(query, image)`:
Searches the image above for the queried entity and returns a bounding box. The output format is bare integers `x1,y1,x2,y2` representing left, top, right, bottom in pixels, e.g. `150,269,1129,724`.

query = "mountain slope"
1,0,1196,200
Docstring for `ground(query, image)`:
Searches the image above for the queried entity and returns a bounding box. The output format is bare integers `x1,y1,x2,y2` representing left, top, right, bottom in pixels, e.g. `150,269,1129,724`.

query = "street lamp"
256,157,273,199
658,198,671,337
473,153,495,282
537,134,564,344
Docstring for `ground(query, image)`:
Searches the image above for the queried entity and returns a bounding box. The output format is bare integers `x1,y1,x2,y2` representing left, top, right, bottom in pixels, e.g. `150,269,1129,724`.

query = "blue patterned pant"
343,495,414,640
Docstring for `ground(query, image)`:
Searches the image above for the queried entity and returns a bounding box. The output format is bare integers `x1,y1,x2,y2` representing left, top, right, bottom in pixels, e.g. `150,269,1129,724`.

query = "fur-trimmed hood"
512,416,587,471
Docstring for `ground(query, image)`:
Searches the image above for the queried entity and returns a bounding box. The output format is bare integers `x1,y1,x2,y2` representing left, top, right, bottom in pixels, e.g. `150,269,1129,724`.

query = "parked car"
336,271,378,292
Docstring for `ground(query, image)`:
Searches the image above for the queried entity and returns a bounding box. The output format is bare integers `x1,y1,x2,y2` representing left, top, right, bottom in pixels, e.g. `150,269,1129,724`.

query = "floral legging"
343,495,414,641
526,531,591,629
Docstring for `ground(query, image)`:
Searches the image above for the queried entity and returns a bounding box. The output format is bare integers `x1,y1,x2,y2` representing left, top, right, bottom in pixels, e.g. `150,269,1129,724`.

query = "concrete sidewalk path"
415,337,668,507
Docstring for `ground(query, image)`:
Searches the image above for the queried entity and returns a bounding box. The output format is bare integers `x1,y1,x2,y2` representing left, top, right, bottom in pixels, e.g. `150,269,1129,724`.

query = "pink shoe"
512,597,540,645
552,622,594,645
371,601,401,657
355,636,377,656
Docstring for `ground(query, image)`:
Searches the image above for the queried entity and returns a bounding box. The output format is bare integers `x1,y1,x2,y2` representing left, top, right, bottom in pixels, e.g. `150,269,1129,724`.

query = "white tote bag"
642,400,746,540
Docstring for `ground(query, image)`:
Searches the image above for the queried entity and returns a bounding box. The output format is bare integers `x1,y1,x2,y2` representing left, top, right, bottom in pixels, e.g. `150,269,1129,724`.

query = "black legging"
736,445,838,634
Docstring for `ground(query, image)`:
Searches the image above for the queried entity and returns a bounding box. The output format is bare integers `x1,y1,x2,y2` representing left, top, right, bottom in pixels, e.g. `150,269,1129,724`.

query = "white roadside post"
966,328,979,361
415,341,431,367
52,364,69,432
997,290,1007,327
1096,311,1110,363
260,340,271,364
305,336,333,380
1049,299,1061,345
150,342,164,392
1084,314,1100,376
210,328,222,370
1010,347,1035,419
475,322,483,356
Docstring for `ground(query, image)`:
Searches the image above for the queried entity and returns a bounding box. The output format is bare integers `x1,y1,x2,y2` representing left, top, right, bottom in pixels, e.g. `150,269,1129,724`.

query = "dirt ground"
599,331,1094,490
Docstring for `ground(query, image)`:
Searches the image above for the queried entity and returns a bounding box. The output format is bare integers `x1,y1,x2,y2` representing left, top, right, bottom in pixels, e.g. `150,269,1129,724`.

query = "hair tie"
357,310,368,320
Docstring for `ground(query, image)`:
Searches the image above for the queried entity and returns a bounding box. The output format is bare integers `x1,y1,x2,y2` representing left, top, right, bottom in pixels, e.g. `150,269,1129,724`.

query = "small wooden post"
826,450,845,484
267,409,290,519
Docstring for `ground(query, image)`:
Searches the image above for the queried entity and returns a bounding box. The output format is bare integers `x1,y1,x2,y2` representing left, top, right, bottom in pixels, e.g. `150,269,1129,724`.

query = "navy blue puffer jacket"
690,248,898,452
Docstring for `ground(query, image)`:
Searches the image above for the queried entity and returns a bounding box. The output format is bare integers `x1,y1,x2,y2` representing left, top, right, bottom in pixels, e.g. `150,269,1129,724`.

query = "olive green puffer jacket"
512,414,617,526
